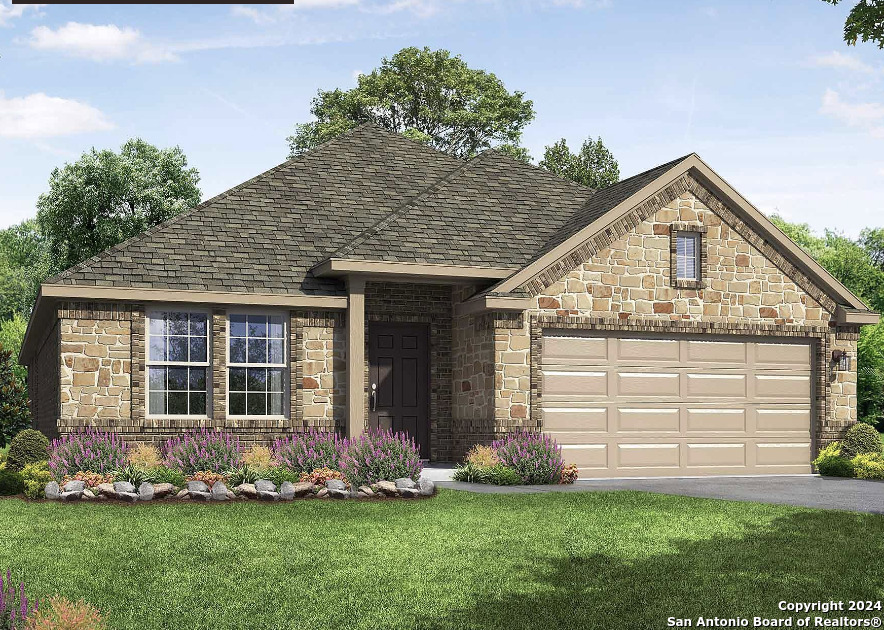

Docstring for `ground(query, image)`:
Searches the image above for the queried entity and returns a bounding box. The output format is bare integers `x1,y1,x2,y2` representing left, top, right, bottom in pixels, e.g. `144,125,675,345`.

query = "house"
19,123,879,478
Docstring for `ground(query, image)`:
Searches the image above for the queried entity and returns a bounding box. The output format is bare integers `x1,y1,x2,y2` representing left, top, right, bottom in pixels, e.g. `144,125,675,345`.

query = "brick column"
212,309,227,426
346,277,366,439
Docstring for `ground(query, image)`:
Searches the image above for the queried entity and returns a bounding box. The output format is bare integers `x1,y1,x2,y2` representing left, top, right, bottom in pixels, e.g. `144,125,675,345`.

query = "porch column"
346,276,366,440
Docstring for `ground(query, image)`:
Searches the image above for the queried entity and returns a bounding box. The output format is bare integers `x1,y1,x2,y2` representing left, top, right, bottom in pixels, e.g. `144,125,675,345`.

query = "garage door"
541,333,813,478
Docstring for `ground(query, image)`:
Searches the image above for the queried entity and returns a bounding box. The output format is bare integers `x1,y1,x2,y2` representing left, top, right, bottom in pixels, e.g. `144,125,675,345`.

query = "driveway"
434,475,884,514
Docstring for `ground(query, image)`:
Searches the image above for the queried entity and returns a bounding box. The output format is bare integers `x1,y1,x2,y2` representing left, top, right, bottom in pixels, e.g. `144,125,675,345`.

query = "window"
147,311,209,416
228,313,286,417
676,232,701,281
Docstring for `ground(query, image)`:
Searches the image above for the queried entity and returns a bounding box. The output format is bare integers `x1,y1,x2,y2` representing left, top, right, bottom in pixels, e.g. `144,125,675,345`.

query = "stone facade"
293,312,346,433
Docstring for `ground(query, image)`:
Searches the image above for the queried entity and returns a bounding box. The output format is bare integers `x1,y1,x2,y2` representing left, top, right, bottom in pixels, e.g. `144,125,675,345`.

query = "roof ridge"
46,123,394,284
328,151,481,260
480,148,597,193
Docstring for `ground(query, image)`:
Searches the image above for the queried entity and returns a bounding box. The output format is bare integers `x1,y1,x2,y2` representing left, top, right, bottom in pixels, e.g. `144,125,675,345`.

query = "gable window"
227,313,287,417
146,311,210,416
676,232,700,281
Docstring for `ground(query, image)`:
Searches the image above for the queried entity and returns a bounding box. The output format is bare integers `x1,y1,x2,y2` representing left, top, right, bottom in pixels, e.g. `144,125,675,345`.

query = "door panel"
369,323,430,458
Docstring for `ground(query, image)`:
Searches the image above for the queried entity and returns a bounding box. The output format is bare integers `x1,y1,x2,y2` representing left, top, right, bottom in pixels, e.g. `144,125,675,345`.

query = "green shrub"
453,462,487,483
226,464,263,487
0,467,24,495
112,463,153,487
815,455,855,477
147,466,185,487
453,462,522,485
852,453,884,479
7,429,48,471
263,467,301,487
21,460,53,499
841,423,882,458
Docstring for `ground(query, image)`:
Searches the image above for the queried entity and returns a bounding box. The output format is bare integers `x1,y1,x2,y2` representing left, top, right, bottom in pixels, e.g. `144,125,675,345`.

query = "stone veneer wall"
292,311,346,434
364,281,453,461
488,184,857,451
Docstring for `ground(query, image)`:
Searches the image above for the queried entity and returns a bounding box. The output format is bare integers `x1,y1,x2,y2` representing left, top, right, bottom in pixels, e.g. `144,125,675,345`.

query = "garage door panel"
617,408,680,432
686,443,746,468
542,333,813,478
686,409,746,432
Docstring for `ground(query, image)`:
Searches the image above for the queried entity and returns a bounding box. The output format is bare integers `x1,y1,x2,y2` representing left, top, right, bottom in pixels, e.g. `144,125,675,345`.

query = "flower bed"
453,433,577,485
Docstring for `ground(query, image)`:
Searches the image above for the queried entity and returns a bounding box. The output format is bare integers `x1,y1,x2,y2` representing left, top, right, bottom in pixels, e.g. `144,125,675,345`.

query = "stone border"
528,314,830,452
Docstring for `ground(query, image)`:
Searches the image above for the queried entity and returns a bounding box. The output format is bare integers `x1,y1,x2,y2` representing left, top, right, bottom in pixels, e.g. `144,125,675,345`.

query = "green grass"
1,490,883,630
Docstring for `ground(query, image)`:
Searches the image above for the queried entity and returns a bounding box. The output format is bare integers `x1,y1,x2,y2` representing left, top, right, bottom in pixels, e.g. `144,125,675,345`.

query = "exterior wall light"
832,349,850,372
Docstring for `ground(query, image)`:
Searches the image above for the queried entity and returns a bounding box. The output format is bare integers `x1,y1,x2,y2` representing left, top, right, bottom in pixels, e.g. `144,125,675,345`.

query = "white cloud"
0,0,43,27
0,93,114,138
28,22,176,63
811,51,876,74
820,88,884,137
232,0,359,23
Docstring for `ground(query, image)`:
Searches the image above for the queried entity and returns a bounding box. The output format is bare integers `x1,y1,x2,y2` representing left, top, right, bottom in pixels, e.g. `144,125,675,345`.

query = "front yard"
2,489,883,629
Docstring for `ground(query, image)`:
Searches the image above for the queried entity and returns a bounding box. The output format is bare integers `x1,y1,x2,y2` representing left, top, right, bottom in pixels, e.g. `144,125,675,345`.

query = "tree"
0,343,30,447
0,315,28,385
538,136,620,189
36,139,201,275
0,220,52,320
287,46,535,159
822,0,884,49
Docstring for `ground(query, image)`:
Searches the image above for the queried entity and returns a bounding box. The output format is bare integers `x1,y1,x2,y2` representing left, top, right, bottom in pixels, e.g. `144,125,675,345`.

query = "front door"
368,322,430,458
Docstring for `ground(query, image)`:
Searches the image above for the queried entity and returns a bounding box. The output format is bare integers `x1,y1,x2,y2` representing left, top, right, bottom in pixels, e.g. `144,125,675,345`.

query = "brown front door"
369,322,430,458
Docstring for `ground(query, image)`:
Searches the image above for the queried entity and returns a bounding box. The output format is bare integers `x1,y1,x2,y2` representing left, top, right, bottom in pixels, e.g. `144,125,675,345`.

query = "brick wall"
30,320,60,439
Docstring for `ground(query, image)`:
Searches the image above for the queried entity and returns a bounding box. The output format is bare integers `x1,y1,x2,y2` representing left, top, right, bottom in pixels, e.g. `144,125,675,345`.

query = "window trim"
226,309,289,420
670,223,707,290
145,306,212,420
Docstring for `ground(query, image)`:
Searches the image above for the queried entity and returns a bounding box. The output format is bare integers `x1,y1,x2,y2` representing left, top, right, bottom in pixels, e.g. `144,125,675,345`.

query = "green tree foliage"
538,136,620,189
771,215,884,425
0,220,51,321
0,315,28,385
0,344,31,448
36,138,201,274
822,0,884,49
287,46,535,159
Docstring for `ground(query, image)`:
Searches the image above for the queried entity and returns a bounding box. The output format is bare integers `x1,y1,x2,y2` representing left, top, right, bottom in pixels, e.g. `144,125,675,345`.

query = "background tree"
538,136,620,189
822,0,884,49
0,220,51,321
0,343,31,447
287,46,535,159
36,139,201,274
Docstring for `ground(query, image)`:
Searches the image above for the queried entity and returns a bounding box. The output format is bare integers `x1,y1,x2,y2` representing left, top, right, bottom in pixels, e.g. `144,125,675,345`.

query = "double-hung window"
147,311,210,416
676,232,701,282
228,313,286,417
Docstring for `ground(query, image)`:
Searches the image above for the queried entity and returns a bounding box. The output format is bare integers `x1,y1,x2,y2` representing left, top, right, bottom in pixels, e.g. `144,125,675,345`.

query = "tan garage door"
541,333,813,478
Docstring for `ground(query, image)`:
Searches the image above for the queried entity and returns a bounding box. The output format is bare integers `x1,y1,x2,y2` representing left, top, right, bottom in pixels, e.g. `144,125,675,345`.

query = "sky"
0,0,882,237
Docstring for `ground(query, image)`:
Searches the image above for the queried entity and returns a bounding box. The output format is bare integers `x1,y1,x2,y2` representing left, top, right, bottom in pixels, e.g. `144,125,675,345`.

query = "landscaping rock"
96,483,115,497
418,479,436,496
153,483,174,499
227,491,236,500
316,488,329,498
117,492,138,503
211,482,228,501
175,489,189,499
279,481,295,500
189,491,211,501
186,480,209,493
61,490,83,502
114,481,136,495
375,481,397,496
63,480,85,493
328,488,349,499
325,479,347,491
357,491,369,499
255,480,276,493
394,478,417,490
257,490,279,501
235,483,257,498
138,482,154,501
95,494,107,501
44,481,60,500
82,489,95,500
358,485,374,497
398,488,420,498
292,482,314,497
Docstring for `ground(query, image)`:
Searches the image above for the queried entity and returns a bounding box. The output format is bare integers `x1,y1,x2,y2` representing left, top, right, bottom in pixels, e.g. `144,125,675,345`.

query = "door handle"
370,383,377,412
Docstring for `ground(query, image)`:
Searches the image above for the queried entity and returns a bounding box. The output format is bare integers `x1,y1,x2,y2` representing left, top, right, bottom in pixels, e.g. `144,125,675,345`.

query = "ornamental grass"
162,429,241,475
48,429,128,480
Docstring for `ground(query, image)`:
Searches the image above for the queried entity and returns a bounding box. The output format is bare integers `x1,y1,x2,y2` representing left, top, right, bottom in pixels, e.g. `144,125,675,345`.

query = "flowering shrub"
126,444,162,468
272,431,341,474
559,463,579,485
59,472,114,489
339,429,422,487
48,429,127,479
20,463,53,500
242,446,275,470
465,444,500,467
163,430,240,474
26,596,104,630
493,432,563,485
0,570,37,629
298,467,348,487
187,471,227,488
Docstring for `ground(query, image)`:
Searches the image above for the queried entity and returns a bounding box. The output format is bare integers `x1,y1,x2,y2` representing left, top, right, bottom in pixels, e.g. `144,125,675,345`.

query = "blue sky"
0,0,882,236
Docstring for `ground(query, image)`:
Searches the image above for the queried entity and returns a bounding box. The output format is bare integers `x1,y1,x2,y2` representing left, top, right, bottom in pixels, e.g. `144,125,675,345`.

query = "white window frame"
145,307,212,419
226,309,289,420
676,232,701,281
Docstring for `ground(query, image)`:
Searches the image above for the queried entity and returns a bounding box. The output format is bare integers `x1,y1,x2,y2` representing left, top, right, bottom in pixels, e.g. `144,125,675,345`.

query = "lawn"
2,489,883,630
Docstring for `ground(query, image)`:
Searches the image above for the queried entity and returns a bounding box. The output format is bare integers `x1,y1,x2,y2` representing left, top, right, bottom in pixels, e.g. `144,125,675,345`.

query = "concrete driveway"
436,475,884,514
